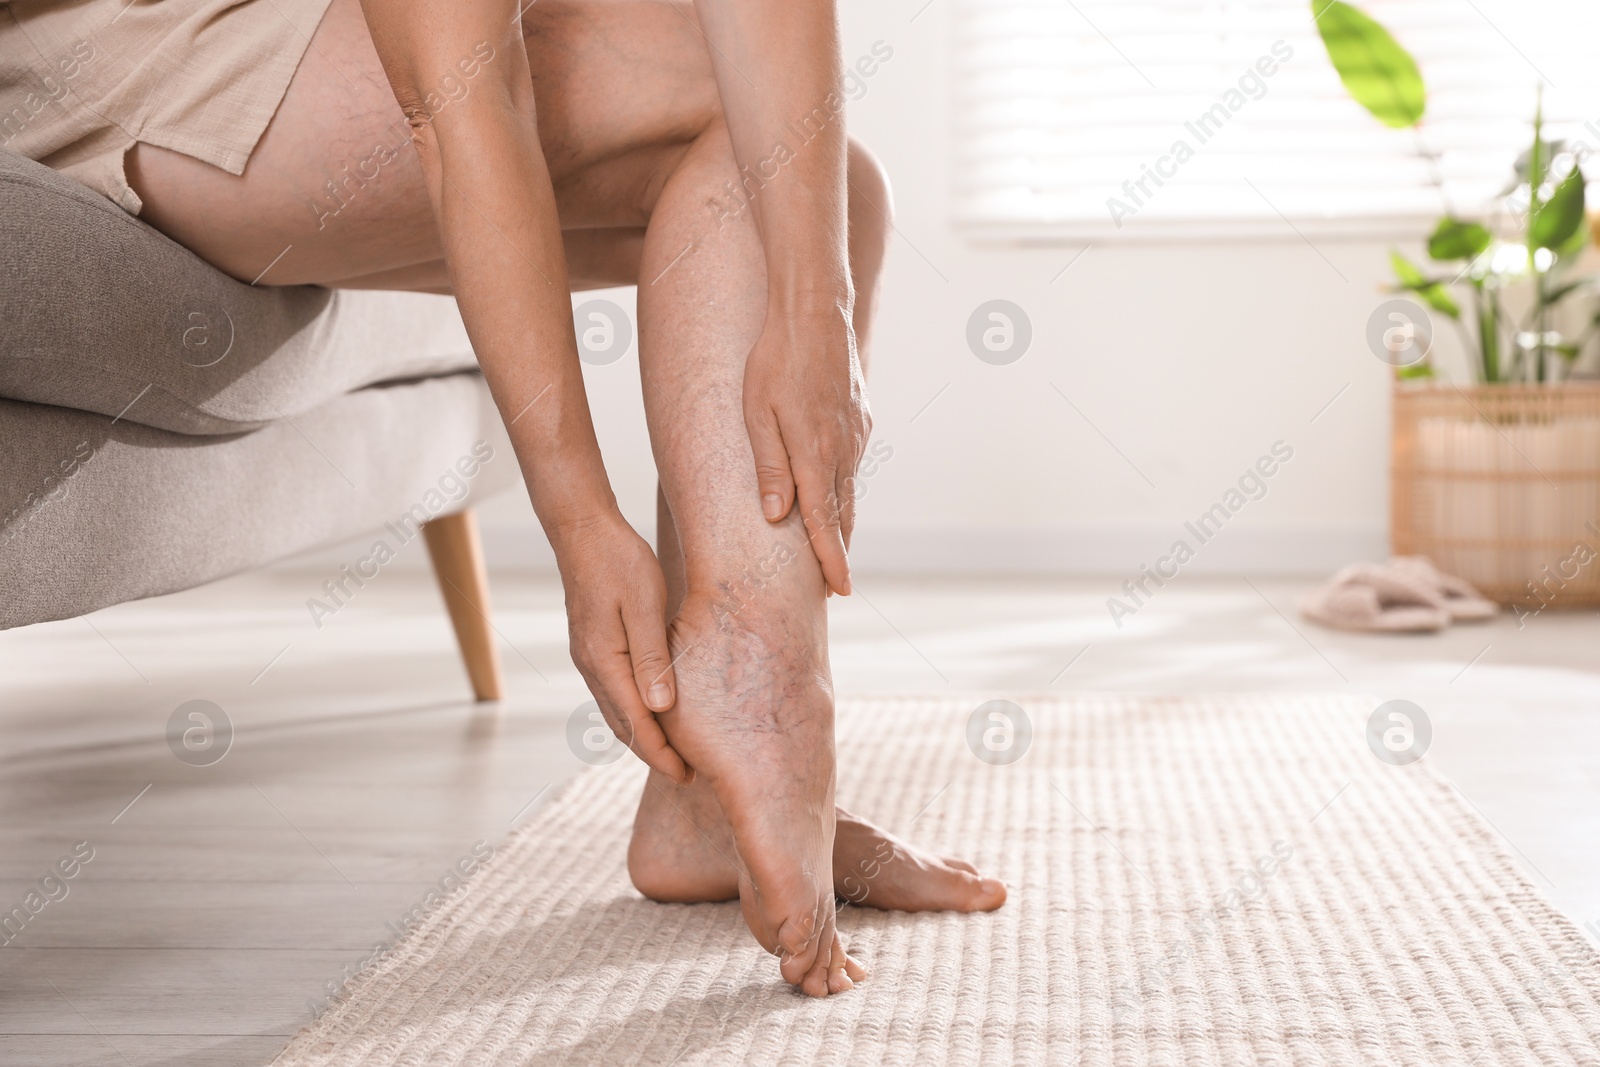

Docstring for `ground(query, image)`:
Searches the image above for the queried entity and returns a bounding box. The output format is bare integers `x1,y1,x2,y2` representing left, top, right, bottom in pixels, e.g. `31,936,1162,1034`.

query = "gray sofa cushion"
0,147,480,435
0,374,516,629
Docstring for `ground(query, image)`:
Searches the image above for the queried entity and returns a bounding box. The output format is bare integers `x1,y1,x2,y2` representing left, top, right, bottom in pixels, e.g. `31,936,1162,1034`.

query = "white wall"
475,0,1413,577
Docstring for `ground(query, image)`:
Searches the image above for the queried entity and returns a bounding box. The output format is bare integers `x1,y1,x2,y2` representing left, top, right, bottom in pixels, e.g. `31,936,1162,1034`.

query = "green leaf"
1390,249,1427,287
1311,0,1425,128
1531,166,1586,250
1415,285,1461,318
1390,249,1461,317
1396,362,1435,379
1426,218,1491,261
1557,215,1591,259
1542,276,1593,306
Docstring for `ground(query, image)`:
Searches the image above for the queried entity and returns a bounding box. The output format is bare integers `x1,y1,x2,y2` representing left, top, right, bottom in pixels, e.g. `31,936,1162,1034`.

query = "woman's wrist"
758,289,857,378
766,268,852,320
546,505,645,592
538,477,644,572
761,218,850,315
498,387,622,550
766,284,854,344
514,442,623,550
539,489,628,553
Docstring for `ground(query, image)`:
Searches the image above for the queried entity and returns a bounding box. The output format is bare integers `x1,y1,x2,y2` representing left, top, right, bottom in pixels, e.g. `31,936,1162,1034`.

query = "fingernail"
647,683,672,709
762,493,783,520
682,767,696,785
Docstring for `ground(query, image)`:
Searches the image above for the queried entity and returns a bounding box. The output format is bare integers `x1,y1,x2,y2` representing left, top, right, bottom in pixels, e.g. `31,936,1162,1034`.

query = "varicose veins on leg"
626,127,1003,999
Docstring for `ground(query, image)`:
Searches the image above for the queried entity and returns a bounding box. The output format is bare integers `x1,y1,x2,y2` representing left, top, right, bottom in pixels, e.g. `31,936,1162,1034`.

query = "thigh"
126,0,718,286
333,227,647,293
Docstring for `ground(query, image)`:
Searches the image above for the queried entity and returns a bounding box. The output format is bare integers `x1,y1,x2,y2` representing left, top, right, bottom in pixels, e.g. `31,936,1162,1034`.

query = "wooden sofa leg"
422,509,505,702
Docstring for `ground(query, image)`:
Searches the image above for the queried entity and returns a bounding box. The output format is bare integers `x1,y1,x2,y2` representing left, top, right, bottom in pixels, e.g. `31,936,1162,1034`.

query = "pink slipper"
1386,556,1498,621
1299,563,1451,633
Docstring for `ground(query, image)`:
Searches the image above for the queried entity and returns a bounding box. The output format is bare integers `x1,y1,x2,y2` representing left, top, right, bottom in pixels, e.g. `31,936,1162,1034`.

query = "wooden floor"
2,568,1597,1065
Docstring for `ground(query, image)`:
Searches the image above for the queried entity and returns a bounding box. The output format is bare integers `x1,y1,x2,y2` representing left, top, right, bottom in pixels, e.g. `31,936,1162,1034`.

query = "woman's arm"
695,0,870,596
358,0,688,782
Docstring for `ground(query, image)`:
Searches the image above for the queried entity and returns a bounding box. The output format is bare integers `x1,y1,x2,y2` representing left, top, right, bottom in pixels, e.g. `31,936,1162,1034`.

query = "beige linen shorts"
0,0,334,214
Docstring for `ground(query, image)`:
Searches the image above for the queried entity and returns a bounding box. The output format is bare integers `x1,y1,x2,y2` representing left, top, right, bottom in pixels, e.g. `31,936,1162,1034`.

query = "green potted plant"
1312,0,1600,608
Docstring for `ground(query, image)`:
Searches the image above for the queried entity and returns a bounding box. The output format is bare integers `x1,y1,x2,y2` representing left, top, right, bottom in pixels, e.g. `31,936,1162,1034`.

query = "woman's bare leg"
630,147,1005,917
624,115,862,995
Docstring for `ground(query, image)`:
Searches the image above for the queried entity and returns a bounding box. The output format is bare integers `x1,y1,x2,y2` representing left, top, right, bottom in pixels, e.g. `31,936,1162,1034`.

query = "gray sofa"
0,147,515,698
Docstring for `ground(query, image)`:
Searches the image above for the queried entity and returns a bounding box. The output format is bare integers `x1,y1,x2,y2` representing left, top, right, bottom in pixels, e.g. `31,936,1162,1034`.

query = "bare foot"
651,591,858,997
630,772,1008,913
834,814,1008,912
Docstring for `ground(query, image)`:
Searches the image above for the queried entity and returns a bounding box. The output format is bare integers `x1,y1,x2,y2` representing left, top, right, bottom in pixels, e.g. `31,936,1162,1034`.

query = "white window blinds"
955,0,1600,238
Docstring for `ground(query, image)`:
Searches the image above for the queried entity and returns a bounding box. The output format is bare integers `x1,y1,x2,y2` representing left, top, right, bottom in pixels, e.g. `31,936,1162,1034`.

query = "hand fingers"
835,464,859,553
622,595,677,715
591,610,689,785
844,402,871,554
795,469,851,595
744,403,796,523
598,662,689,783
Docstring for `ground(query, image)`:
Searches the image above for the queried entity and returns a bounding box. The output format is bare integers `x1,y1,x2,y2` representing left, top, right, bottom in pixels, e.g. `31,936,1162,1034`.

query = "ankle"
692,540,807,617
680,564,824,644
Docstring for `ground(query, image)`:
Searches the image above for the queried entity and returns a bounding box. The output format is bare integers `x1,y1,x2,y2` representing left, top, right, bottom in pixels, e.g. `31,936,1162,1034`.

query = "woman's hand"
555,511,690,784
690,0,861,593
744,303,871,596
357,2,685,776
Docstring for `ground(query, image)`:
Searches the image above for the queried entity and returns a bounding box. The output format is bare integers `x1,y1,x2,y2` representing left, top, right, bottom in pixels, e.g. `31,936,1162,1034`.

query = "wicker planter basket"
1391,382,1600,608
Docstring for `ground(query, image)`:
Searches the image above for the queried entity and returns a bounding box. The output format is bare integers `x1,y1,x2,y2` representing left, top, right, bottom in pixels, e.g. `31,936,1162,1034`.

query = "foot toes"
780,946,817,989
800,949,831,998
800,926,841,999
974,876,1007,910
777,911,823,987
833,812,1005,914
826,934,855,994
935,865,1006,911
909,861,1006,912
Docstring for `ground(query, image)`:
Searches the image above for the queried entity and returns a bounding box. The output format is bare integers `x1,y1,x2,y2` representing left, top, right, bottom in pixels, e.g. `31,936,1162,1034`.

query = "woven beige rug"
270,694,1600,1066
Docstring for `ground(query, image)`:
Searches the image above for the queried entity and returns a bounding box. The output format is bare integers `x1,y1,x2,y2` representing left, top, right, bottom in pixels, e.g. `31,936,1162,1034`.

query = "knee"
847,137,894,238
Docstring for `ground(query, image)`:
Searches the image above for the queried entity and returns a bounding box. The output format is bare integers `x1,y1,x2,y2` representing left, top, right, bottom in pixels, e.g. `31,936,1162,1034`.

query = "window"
955,0,1600,238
